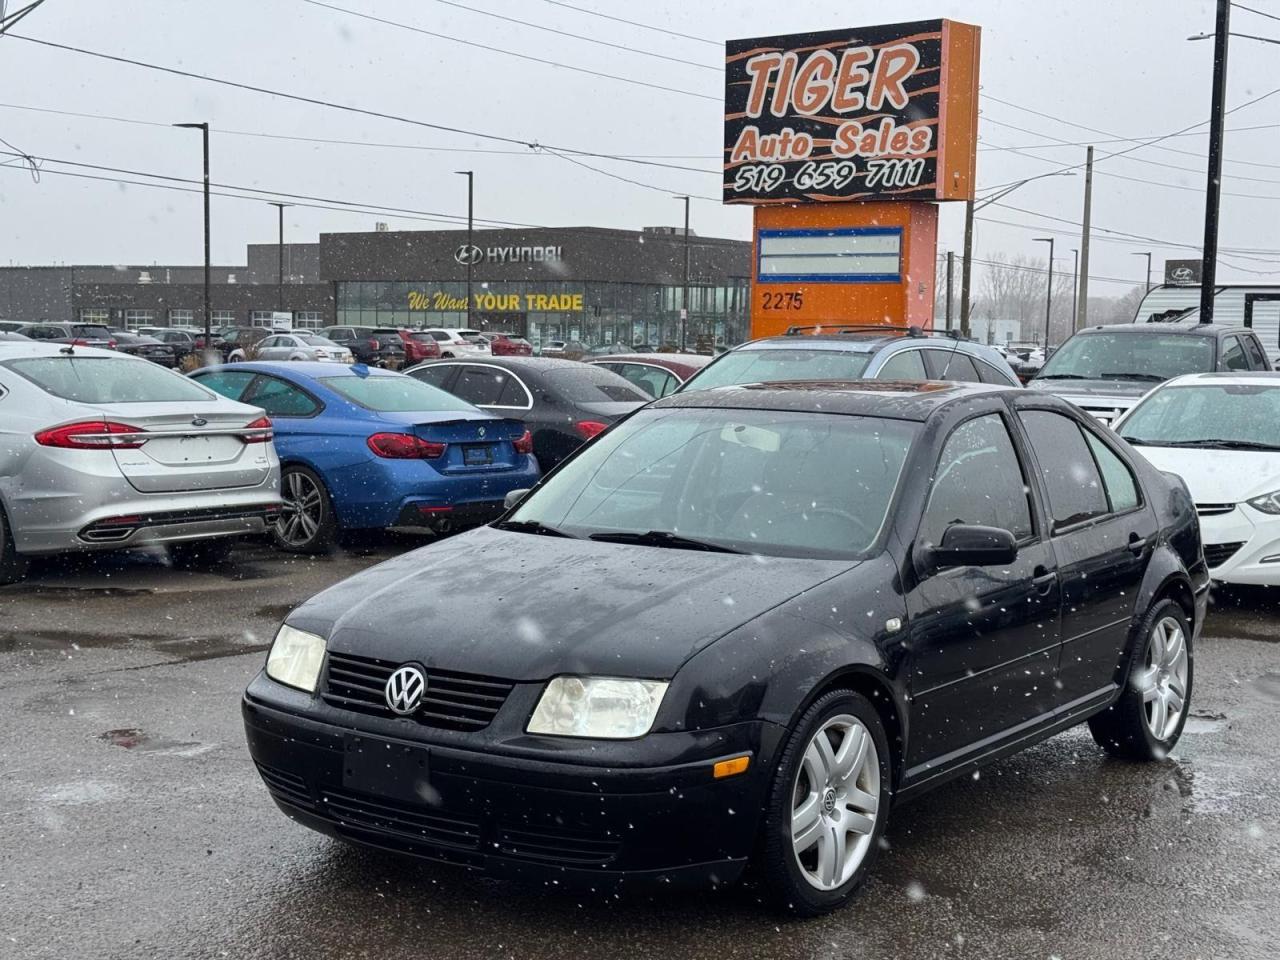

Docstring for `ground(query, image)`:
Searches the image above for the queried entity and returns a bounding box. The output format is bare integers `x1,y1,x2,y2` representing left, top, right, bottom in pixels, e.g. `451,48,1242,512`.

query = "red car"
586,352,716,398
485,332,534,357
397,330,443,364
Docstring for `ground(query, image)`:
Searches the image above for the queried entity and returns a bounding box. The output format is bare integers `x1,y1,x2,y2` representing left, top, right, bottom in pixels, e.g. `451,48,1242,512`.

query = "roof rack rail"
784,323,927,337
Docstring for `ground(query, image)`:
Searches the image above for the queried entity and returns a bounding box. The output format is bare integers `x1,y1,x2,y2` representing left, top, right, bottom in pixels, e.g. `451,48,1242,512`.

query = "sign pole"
1199,0,1231,324
960,198,974,338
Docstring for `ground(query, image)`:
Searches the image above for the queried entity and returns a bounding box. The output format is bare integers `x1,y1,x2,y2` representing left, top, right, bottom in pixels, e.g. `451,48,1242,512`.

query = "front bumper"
242,678,775,887
1200,506,1280,586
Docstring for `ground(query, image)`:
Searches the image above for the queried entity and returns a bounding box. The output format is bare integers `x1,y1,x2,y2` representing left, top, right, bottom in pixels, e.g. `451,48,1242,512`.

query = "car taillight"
35,420,146,449
240,415,274,444
107,339,117,349
367,432,447,459
369,338,380,350
574,420,608,440
513,429,533,454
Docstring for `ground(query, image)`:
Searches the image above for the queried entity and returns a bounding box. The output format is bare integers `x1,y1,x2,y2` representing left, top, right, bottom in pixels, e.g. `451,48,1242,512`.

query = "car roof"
205,361,403,378
650,379,1012,421
1160,371,1280,387
1077,321,1245,337
588,353,715,370
417,356,583,371
730,331,1001,356
0,343,125,359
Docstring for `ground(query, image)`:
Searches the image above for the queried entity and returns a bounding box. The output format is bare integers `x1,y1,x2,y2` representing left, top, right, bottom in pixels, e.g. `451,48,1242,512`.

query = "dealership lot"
2,539,1277,960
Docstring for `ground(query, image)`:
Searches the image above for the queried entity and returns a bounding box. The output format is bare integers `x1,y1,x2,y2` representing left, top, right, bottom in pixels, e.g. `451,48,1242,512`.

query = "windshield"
1119,383,1280,449
1036,332,1214,381
319,374,475,412
5,356,215,403
509,407,916,558
544,366,650,403
683,348,873,391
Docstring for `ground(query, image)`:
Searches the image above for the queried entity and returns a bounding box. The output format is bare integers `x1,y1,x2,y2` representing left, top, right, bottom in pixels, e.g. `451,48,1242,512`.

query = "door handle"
1127,533,1149,555
1031,566,1057,596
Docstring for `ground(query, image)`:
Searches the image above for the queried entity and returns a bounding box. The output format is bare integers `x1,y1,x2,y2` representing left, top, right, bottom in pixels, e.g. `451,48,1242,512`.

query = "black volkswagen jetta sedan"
243,380,1207,915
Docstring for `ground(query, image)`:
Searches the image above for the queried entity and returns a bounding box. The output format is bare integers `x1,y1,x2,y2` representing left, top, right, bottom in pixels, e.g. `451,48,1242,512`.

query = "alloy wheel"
277,471,324,548
1138,615,1189,741
790,714,880,891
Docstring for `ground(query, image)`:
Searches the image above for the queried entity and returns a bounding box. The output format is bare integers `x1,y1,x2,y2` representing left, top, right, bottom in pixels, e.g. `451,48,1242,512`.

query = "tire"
1088,598,1193,761
227,349,246,363
0,502,29,585
167,538,234,569
273,465,337,554
758,689,891,916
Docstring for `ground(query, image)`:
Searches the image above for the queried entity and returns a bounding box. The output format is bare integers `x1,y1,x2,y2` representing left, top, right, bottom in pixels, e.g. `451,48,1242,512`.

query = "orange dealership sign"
724,19,980,204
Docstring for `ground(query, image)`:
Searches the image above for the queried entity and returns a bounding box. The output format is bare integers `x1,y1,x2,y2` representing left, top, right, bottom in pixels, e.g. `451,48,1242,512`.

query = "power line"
4,34,717,175
968,255,1139,287
295,0,719,101
422,0,718,70
979,122,1280,154
1234,2,1280,24
540,146,719,202
529,0,720,48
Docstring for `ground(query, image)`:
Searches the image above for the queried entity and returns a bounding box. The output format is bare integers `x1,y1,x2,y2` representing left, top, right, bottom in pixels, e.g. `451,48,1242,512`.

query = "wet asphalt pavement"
2,538,1279,960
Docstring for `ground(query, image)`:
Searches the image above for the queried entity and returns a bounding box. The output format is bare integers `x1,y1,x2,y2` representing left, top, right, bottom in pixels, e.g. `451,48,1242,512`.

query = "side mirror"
921,524,1018,574
503,488,531,511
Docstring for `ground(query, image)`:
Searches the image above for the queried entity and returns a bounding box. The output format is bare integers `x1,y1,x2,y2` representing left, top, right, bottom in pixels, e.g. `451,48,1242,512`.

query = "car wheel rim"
790,714,880,892
1139,616,1188,741
277,471,323,547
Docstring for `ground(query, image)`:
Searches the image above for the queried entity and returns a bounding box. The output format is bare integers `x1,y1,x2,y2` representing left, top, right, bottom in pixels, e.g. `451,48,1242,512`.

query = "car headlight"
527,676,669,739
1247,490,1280,515
265,624,327,693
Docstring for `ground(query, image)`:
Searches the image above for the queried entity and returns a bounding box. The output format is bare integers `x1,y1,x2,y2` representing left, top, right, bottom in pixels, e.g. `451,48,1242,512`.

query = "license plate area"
463,444,494,466
343,733,431,805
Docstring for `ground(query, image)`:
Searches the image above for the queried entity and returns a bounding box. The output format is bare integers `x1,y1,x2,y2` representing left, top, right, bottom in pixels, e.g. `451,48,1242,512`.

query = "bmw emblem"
454,244,484,266
385,664,426,716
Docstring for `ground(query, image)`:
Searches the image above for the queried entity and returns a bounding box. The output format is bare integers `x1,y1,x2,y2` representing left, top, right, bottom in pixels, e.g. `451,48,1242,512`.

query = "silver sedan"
0,343,282,583
253,332,354,363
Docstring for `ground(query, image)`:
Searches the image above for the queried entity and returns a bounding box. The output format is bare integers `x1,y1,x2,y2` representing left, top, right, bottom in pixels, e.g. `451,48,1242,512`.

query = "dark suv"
1030,320,1272,425
15,322,116,349
320,326,406,367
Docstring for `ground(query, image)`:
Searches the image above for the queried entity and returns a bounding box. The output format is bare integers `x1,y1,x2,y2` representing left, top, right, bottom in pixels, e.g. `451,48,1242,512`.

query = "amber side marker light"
713,756,751,779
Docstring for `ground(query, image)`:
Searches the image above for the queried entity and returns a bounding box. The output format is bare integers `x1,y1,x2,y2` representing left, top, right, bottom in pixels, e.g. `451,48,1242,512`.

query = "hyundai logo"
454,244,484,266
1171,266,1194,282
385,664,426,715
191,417,208,427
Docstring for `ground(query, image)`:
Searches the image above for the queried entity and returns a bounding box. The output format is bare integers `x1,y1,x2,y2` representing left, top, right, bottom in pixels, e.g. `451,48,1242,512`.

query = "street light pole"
1131,251,1153,293
1198,0,1231,324
675,195,690,350
268,202,290,315
1034,237,1055,348
456,171,474,328
173,122,210,350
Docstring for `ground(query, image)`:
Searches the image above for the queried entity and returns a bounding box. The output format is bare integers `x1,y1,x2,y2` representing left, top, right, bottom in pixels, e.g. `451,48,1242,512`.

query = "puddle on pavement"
1183,713,1228,735
98,728,215,757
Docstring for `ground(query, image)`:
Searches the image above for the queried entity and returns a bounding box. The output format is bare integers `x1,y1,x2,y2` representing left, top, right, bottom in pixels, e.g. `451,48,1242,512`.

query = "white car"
1115,371,1280,585
420,327,490,358
252,333,353,363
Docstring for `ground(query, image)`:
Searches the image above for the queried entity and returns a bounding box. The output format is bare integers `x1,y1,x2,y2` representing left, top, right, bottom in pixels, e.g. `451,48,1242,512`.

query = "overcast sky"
0,0,1275,297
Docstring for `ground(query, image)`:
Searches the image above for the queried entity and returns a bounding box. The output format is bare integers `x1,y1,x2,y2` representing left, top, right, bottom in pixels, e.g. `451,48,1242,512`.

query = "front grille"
1205,541,1245,568
323,651,516,732
320,787,482,850
256,761,314,811
496,824,622,866
1196,503,1235,517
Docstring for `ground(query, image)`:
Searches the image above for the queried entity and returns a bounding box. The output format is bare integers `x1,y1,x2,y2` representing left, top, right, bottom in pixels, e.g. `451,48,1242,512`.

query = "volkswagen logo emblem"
191,416,208,427
454,244,484,266
385,664,426,716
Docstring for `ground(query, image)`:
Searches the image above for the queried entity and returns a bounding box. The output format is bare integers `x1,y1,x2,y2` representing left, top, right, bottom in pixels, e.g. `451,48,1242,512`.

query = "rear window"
71,325,113,339
409,332,438,342
544,366,650,403
301,335,336,346
685,347,873,390
319,374,475,412
4,356,215,403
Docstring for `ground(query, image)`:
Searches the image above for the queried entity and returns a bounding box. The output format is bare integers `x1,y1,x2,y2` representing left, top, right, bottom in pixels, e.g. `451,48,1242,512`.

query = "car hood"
287,526,855,681
1027,378,1154,400
1127,446,1280,504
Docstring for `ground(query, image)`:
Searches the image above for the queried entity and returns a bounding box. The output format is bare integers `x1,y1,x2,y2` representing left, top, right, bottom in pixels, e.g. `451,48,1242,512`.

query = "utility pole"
945,250,955,332
676,195,691,350
1077,146,1094,330
1070,248,1079,329
1200,0,1231,324
1034,237,1055,348
960,198,974,338
1131,251,1153,293
268,202,289,315
174,122,210,351
456,171,474,328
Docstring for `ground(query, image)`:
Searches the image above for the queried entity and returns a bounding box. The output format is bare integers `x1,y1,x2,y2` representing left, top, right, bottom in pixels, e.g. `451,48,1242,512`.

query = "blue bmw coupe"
191,362,539,552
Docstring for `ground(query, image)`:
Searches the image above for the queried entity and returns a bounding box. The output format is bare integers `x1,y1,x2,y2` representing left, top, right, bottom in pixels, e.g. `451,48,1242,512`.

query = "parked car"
252,333,354,364
395,329,443,365
145,328,202,364
190,363,539,552
213,326,273,362
480,332,533,357
538,339,587,360
0,343,280,583
107,330,178,368
0,321,27,333
587,352,716,398
319,326,407,367
0,331,30,341
1115,371,1280,585
243,379,1206,914
419,327,490,358
15,322,116,349
678,327,1020,393
1029,321,1272,425
405,356,648,469
1003,341,1046,382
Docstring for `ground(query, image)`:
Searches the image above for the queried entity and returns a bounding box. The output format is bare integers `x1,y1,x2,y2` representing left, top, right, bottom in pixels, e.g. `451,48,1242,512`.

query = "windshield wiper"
1033,373,1087,380
1149,438,1280,451
587,530,744,554
1099,372,1166,382
492,519,578,539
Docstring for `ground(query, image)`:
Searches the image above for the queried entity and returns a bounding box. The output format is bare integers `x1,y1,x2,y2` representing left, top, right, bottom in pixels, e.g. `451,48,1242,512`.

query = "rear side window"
1018,410,1109,529
498,376,532,406
193,370,256,401
1222,337,1249,371
977,360,1017,386
924,349,981,383
452,366,510,406
545,367,652,403
4,357,213,403
876,348,927,380
408,364,456,389
1244,336,1269,370
245,376,321,417
922,413,1034,545
1083,431,1140,513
